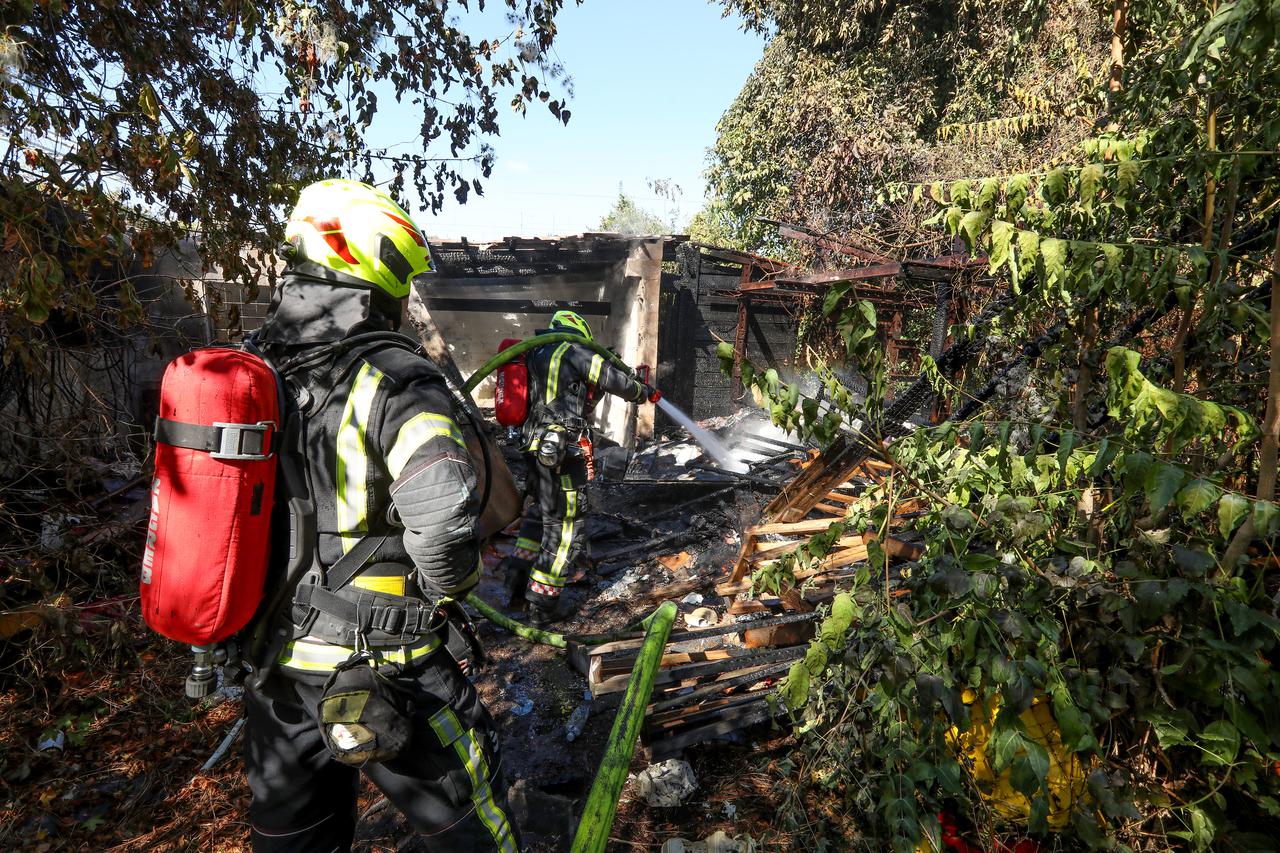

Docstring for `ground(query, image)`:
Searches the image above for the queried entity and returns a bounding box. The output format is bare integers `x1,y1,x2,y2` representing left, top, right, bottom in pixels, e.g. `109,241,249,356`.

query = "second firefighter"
504,310,658,625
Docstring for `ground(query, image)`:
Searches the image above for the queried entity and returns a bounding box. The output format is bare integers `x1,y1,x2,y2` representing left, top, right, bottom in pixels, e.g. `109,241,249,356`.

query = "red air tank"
140,348,280,645
494,337,529,427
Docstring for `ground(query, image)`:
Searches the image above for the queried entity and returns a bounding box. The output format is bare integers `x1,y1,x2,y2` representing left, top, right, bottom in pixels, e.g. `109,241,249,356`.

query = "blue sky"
384,1,764,240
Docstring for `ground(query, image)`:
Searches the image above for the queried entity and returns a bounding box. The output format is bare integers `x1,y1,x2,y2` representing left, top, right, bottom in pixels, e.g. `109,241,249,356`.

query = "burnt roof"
427,233,678,278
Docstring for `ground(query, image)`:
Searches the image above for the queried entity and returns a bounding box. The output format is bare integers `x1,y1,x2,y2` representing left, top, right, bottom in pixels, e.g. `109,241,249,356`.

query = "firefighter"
245,179,518,853
504,310,660,626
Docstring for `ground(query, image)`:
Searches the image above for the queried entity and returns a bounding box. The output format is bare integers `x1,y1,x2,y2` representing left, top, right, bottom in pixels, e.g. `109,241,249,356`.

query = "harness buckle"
210,420,275,460
376,606,407,635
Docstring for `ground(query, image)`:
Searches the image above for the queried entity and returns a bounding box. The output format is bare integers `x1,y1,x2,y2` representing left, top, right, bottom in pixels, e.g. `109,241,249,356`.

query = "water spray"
463,331,745,473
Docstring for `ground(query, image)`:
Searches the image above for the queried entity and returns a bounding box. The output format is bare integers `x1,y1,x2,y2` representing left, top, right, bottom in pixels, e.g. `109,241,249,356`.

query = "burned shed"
413,234,664,447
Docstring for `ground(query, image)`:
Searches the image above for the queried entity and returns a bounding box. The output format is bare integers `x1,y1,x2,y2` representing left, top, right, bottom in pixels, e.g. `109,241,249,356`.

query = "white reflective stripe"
545,342,572,404
428,709,517,852
335,362,384,555
428,708,463,744
547,474,578,581
278,634,441,672
588,354,603,385
386,411,465,479
529,568,563,587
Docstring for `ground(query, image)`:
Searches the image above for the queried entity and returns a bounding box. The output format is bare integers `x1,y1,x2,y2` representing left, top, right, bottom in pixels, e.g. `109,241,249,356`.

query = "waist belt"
292,582,440,646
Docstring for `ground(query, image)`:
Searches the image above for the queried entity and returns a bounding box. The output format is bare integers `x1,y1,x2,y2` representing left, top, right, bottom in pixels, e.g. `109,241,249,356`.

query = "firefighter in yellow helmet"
245,179,519,852
503,309,659,626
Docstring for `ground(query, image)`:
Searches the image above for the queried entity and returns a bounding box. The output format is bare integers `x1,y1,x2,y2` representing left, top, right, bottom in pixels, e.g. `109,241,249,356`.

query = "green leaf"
822,282,850,317
138,82,160,122
829,593,856,634
1052,684,1097,752
1145,462,1185,512
1198,719,1240,766
1042,168,1069,204
1120,451,1153,497
1116,160,1139,196
781,660,810,710
1145,708,1195,748
1252,499,1280,536
1016,229,1040,268
1171,545,1215,577
1078,163,1102,208
990,720,1023,772
804,642,829,676
1218,493,1250,539
959,209,990,250
1040,238,1067,285
1004,174,1030,215
1099,243,1123,276
1179,804,1216,852
1178,479,1221,516
976,177,1000,211
968,421,985,449
988,219,1013,272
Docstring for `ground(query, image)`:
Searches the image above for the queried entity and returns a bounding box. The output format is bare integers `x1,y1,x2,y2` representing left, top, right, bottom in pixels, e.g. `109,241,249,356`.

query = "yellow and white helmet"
285,179,433,298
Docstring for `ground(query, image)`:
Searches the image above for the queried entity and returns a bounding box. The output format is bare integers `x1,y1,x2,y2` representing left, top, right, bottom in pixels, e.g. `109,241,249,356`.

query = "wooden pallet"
576,613,821,757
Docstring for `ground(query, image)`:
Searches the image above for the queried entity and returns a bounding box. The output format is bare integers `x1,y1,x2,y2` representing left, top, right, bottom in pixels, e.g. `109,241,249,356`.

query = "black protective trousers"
244,651,519,853
510,452,589,609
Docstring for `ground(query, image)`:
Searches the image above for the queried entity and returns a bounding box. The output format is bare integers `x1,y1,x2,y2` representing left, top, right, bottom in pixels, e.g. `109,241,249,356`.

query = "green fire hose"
570,600,677,853
463,591,660,649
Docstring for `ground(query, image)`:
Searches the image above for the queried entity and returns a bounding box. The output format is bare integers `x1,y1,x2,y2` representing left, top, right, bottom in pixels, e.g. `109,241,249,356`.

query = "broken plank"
748,541,867,567
582,612,820,660
729,533,756,583
649,661,794,714
597,648,741,680
645,701,776,761
744,619,816,648
590,645,805,697
747,517,846,537
646,690,773,732
868,534,924,562
727,598,777,616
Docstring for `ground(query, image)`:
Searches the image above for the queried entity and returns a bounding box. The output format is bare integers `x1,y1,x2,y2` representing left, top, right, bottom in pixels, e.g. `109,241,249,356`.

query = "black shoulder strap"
324,532,389,593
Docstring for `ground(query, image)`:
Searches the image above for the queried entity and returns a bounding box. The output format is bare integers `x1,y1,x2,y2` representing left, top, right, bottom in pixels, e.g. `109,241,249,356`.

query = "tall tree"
596,191,667,236
0,0,578,355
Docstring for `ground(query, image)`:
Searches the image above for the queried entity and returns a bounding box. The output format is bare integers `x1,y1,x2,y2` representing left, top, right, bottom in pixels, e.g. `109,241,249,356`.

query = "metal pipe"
570,601,678,853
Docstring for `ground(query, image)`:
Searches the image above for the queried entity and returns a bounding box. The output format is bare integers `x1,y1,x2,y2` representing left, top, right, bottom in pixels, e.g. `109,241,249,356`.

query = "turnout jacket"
523,329,647,438
258,276,481,681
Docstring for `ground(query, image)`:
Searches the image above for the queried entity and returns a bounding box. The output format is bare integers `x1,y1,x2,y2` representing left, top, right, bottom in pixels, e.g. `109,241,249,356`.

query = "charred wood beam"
649,662,794,714
644,700,775,761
